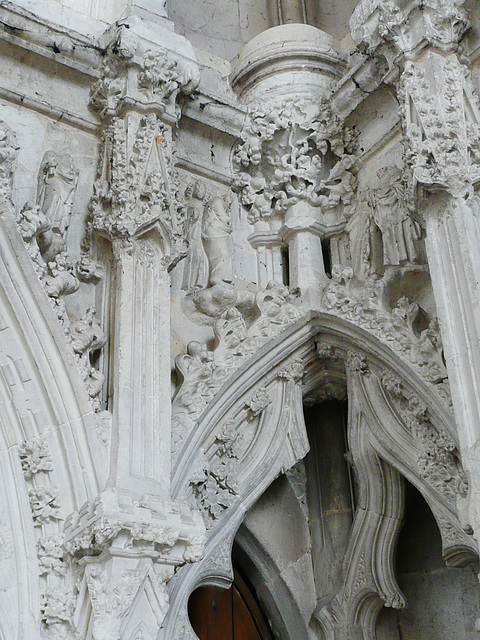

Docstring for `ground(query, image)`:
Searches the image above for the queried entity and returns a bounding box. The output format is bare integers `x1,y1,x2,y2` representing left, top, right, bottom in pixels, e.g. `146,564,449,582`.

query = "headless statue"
202,194,234,287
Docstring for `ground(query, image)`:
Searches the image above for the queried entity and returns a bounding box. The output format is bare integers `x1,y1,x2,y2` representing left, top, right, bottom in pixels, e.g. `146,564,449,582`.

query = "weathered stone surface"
1,0,480,638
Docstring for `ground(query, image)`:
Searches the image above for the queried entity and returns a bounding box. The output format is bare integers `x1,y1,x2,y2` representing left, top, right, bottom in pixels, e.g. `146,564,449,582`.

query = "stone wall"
0,0,480,638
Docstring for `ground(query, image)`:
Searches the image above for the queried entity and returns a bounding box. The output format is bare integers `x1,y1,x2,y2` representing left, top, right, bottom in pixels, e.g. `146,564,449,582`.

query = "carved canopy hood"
166,278,473,639
1,0,480,637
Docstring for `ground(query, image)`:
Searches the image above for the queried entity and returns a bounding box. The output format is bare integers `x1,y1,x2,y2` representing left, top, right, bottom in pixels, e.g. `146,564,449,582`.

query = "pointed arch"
167,310,474,640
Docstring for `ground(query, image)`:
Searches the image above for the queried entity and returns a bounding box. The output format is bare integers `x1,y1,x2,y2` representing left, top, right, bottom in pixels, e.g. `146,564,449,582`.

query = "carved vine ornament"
0,5,477,637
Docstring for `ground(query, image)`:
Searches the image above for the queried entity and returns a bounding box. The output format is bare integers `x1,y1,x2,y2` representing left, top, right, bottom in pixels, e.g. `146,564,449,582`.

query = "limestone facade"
1,0,480,638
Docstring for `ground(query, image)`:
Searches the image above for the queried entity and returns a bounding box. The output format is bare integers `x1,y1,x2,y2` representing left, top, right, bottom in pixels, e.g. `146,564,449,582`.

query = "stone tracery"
0,0,479,638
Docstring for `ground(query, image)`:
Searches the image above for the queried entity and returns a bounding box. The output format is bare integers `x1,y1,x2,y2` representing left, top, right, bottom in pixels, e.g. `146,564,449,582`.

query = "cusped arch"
166,310,472,639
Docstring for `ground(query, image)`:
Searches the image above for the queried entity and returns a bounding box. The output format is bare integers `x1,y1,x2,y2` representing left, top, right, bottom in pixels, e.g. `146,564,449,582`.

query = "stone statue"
182,184,250,321
202,193,234,287
182,180,209,291
346,167,423,279
345,192,379,281
37,151,79,237
182,179,234,292
369,166,422,267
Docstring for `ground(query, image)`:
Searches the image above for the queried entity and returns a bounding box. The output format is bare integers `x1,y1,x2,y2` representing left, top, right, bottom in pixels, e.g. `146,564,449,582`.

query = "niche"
393,481,480,639
304,400,355,604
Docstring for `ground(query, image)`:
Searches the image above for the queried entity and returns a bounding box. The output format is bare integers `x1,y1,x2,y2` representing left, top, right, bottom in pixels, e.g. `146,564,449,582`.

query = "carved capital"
350,0,469,67
90,25,199,123
232,97,356,229
63,489,205,564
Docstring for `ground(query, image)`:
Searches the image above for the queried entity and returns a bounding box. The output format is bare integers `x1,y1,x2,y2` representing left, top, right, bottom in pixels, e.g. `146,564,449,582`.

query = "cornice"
0,1,104,78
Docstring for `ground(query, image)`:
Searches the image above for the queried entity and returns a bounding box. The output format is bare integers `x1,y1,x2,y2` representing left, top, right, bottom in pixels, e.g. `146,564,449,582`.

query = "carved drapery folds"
15,189,108,410
37,151,79,237
180,179,257,320
345,165,425,279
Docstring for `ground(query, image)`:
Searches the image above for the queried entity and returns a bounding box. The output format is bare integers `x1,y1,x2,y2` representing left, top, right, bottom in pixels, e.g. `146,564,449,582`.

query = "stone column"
231,24,356,300
284,200,328,291
277,0,307,24
248,230,285,286
349,0,480,539
63,21,205,640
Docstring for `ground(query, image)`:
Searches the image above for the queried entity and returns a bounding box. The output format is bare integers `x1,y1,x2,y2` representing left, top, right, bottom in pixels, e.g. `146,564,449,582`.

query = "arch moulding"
166,296,475,640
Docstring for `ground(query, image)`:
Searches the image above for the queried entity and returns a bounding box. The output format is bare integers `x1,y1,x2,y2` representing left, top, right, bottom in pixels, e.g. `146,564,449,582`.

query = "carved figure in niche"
202,193,234,287
182,181,255,321
182,180,208,291
369,166,422,268
182,179,234,290
346,166,423,279
37,151,79,237
345,192,381,281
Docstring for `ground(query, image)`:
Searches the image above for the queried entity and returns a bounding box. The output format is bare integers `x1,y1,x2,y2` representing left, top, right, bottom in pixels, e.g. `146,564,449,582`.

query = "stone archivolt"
0,0,480,639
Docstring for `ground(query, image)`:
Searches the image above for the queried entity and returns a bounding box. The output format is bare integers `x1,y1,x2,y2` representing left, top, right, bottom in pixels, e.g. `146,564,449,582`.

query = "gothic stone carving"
346,165,424,279
190,422,241,528
71,308,107,406
173,281,302,459
233,97,357,226
37,151,79,238
380,370,468,504
28,486,63,527
90,114,186,267
321,265,449,393
89,27,199,121
0,120,19,200
181,179,254,319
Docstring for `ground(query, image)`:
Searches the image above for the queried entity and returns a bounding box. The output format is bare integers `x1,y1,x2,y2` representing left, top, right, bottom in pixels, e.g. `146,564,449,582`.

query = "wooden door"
188,570,273,640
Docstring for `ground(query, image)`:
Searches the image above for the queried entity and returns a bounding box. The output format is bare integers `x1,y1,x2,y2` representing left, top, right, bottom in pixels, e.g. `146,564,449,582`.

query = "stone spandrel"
1,0,480,639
